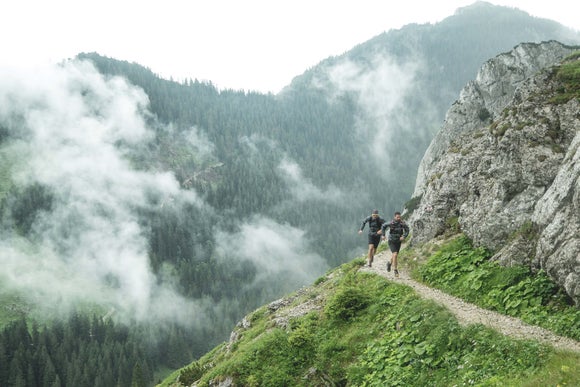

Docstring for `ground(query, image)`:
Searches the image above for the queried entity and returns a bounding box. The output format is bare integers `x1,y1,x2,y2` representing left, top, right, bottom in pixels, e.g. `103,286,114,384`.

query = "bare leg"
367,244,375,266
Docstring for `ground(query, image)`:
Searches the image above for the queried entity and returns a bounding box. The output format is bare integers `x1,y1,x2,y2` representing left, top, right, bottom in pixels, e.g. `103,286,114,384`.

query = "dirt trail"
361,250,580,353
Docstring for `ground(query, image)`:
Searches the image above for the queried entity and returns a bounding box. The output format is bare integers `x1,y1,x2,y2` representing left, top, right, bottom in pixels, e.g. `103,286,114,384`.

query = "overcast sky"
2,0,579,94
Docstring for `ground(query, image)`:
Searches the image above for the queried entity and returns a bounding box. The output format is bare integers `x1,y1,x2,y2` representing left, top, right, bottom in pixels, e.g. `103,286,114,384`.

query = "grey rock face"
533,126,580,304
408,41,580,304
414,41,576,198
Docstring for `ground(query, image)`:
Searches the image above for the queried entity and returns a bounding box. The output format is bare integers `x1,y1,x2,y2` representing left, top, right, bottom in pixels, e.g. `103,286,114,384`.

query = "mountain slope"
284,1,580,209
160,237,580,386
78,2,580,268
59,5,580,335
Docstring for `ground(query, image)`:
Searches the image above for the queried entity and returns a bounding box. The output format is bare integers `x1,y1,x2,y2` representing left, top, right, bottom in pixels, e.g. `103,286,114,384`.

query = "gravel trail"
361,250,580,353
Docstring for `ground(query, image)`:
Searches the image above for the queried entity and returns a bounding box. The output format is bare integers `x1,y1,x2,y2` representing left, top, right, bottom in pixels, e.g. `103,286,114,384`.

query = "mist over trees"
1,2,579,385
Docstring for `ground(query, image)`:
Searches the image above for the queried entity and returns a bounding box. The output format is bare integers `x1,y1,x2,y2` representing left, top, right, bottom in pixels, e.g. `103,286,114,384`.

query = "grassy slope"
159,237,580,387
410,235,580,341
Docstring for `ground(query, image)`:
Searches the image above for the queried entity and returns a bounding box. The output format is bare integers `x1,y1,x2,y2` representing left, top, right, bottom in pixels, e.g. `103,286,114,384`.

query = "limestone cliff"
408,41,580,305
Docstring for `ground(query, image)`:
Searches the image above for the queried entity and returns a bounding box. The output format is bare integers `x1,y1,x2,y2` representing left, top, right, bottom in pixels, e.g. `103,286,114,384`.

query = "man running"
380,211,410,277
358,209,385,267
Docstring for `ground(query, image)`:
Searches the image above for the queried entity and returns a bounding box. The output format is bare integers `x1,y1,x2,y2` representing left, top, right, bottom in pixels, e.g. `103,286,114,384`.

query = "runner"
380,211,409,277
358,209,385,267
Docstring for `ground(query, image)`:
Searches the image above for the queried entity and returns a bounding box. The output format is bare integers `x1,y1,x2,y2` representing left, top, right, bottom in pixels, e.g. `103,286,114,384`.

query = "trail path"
360,250,580,353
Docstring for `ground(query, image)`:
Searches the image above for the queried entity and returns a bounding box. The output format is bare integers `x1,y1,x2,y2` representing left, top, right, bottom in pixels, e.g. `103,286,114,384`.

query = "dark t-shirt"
360,216,385,235
382,220,410,241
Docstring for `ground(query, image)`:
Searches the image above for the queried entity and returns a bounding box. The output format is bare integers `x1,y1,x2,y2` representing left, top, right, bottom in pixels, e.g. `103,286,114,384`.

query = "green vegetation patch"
549,55,580,104
168,258,562,386
404,194,422,216
353,318,549,387
416,234,580,340
325,286,370,321
500,351,580,386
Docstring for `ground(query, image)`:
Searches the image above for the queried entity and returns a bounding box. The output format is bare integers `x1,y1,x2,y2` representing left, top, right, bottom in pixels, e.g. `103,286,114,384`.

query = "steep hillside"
159,238,580,386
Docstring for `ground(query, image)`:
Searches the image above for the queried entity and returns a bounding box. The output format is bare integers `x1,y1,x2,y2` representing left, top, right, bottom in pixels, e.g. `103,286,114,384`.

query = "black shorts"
368,234,381,248
388,240,402,253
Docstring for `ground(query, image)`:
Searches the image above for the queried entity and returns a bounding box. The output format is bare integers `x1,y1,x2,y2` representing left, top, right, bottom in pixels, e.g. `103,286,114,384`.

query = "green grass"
154,368,183,387
549,54,580,104
414,234,580,341
503,351,580,386
162,254,578,387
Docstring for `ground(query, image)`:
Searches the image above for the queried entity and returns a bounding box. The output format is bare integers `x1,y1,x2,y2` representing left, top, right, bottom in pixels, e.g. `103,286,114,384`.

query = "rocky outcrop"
413,41,577,197
408,41,580,304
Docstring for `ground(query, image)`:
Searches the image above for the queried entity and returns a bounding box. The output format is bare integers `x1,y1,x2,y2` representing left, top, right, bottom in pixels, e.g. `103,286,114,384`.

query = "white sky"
2,0,579,94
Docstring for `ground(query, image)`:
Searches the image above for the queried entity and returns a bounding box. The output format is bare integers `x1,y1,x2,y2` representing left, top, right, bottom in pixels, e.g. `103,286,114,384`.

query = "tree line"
0,315,160,387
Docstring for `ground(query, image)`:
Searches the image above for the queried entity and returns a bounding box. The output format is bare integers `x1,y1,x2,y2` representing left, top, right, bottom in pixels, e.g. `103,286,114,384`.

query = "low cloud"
239,133,278,153
217,216,329,292
320,54,421,169
0,60,206,324
180,124,216,158
278,157,344,203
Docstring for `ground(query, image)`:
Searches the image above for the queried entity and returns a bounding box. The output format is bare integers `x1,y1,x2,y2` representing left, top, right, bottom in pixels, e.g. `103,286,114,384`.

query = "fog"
278,156,345,203
217,216,328,291
0,54,427,328
0,59,341,329
325,55,420,167
0,61,208,324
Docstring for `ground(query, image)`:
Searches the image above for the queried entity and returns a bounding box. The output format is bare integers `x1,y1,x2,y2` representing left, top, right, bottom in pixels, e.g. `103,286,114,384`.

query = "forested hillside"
1,3,579,386
77,2,580,266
